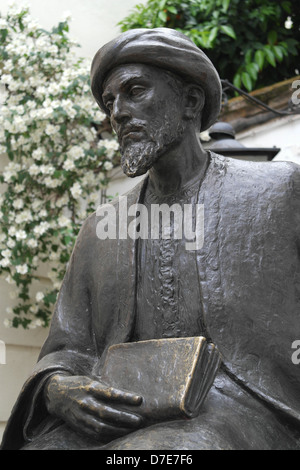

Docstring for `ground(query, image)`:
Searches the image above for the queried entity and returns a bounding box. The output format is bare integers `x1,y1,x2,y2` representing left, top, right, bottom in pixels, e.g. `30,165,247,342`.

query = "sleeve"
1,214,98,450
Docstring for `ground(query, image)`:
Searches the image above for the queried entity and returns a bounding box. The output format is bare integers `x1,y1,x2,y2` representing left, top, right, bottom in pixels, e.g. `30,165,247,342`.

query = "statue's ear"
183,85,205,122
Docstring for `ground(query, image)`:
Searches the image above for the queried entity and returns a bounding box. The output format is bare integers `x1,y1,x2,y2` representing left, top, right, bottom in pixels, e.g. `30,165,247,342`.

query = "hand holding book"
100,337,221,424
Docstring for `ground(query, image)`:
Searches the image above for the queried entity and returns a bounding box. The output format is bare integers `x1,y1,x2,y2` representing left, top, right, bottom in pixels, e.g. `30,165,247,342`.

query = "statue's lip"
121,128,144,141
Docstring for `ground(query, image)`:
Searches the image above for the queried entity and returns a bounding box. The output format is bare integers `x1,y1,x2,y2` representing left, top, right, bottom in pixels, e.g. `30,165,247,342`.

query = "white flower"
94,110,106,122
28,318,43,329
39,210,47,218
27,239,38,248
8,227,16,237
16,264,28,274
34,221,50,236
30,305,39,314
56,195,69,208
100,139,119,158
45,124,59,136
32,200,42,212
61,99,77,119
0,18,8,29
1,249,12,258
7,239,16,249
0,258,10,268
5,275,14,284
13,199,24,210
15,184,25,193
67,146,85,160
15,230,27,240
15,211,33,224
36,291,44,302
28,164,40,176
44,177,59,188
3,170,14,183
89,192,99,203
39,164,55,175
104,161,113,171
3,319,12,328
70,182,82,199
78,209,87,220
285,17,293,29
63,159,75,171
58,215,71,227
32,148,44,160
1,74,13,85
48,44,58,55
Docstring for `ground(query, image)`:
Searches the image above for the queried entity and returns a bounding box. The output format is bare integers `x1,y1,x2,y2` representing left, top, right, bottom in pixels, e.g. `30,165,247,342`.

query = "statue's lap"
22,372,300,450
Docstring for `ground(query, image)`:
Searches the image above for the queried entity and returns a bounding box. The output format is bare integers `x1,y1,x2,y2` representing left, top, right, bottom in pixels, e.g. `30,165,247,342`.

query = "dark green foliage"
119,0,300,92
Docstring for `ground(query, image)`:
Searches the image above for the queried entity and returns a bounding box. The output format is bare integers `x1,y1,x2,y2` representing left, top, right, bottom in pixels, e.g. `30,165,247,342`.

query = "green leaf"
241,72,252,91
233,73,242,89
267,30,277,46
254,50,264,70
7,149,14,160
246,63,258,81
222,0,231,12
220,25,236,39
167,6,177,14
44,292,57,305
272,45,283,62
281,1,291,13
208,26,218,44
264,46,276,67
158,10,167,22
245,49,252,64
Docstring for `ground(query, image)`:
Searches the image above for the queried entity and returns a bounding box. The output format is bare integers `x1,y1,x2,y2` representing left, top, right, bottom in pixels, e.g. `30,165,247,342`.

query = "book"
100,336,221,423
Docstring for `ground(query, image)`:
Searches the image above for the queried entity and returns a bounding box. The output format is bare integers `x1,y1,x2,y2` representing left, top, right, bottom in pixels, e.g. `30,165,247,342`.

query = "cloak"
1,153,300,449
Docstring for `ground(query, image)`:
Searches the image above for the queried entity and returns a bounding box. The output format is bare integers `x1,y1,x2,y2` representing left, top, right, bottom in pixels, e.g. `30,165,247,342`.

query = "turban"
91,28,222,131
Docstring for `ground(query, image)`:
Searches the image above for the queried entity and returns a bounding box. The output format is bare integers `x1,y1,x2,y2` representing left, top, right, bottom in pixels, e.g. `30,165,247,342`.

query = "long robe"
1,153,300,450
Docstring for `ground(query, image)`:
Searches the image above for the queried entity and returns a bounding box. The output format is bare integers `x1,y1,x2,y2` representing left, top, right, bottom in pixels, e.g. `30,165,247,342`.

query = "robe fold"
1,153,300,450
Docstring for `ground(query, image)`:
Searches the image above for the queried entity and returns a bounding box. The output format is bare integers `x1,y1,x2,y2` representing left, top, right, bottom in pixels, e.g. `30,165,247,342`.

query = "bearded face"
102,64,187,178
119,112,186,178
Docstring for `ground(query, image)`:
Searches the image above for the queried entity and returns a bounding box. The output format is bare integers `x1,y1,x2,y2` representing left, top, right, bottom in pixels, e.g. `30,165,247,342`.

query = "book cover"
100,336,221,423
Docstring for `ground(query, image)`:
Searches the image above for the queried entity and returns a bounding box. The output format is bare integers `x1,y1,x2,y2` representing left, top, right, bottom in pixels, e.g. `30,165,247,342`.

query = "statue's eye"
129,86,145,97
105,100,114,111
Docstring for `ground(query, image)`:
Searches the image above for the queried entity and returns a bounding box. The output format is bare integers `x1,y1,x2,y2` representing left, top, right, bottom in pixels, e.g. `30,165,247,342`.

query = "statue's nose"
112,96,131,124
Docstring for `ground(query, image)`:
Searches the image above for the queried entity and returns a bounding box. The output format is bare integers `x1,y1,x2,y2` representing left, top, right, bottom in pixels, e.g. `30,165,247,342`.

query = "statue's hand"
44,374,143,442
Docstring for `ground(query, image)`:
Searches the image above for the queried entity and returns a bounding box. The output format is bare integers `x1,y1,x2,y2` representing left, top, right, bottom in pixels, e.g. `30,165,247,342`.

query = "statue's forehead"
103,63,162,92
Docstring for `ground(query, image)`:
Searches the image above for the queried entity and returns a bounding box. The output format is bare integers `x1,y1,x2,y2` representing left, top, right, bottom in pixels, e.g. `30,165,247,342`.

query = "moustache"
116,120,147,142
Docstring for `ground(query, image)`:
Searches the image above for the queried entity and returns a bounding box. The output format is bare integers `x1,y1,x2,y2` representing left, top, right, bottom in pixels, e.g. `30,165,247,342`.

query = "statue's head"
91,28,222,177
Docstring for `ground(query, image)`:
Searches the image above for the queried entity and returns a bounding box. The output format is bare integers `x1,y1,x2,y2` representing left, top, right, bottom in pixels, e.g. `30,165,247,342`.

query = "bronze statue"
1,28,300,450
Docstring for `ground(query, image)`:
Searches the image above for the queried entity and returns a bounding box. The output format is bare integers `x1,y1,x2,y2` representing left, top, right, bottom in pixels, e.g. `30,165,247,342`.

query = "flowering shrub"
0,4,119,329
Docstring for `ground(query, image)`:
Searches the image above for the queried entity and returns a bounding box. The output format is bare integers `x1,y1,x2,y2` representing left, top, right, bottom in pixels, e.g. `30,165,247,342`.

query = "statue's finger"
75,410,134,440
80,397,143,427
88,382,143,405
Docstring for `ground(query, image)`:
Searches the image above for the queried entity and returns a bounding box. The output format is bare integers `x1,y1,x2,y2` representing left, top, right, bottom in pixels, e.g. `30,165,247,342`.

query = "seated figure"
1,28,300,450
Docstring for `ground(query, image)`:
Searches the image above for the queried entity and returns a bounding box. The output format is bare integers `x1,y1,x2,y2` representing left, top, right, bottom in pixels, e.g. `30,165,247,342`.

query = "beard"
120,116,186,178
